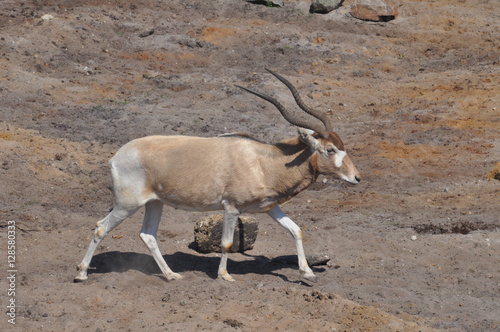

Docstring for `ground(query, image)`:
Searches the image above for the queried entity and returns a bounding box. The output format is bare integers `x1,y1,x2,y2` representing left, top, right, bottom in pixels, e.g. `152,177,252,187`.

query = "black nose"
355,176,361,183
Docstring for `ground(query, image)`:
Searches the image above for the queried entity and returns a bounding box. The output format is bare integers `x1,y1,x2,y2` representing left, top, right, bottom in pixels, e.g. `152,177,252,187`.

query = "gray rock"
271,254,331,266
194,215,259,253
248,0,284,7
350,0,398,22
306,254,331,266
138,29,155,38
310,0,344,14
269,0,284,7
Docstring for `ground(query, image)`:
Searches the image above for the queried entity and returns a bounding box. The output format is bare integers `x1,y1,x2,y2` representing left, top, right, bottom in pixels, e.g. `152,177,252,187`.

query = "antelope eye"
326,147,335,153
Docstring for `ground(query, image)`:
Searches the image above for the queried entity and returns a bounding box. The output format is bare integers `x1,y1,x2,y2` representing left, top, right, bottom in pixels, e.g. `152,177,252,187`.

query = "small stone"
54,152,66,161
310,0,344,14
41,14,53,21
350,0,398,22
272,253,330,266
193,215,259,253
139,29,155,38
411,235,417,241
306,254,331,266
271,0,284,7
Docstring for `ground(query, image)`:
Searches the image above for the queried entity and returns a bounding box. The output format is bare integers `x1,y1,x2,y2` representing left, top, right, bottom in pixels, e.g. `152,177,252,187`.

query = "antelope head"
237,68,360,185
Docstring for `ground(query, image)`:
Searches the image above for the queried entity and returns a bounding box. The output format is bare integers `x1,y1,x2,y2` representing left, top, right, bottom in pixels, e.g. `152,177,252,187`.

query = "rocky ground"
1,0,499,331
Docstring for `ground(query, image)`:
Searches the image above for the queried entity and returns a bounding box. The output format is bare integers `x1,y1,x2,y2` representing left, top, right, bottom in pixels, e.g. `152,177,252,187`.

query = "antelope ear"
298,128,326,155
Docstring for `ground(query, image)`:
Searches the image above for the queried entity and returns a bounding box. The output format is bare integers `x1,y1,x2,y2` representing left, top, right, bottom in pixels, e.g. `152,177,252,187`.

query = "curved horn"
236,84,329,138
265,68,333,136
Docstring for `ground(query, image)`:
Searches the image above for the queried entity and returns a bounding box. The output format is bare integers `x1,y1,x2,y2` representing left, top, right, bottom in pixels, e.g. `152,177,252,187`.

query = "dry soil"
1,0,499,331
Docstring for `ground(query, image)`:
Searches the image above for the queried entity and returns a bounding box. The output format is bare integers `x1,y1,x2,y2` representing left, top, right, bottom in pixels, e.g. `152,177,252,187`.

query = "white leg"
75,206,138,282
217,201,240,281
267,205,317,282
140,200,182,281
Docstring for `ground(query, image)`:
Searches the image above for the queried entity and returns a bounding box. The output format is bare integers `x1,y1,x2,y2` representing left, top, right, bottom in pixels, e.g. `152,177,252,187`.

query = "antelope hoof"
218,271,236,282
303,271,317,283
304,274,318,283
74,272,88,283
166,272,183,281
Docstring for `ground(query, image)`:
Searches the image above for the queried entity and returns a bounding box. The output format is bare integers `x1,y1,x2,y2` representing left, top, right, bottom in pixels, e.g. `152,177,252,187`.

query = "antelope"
74,69,360,283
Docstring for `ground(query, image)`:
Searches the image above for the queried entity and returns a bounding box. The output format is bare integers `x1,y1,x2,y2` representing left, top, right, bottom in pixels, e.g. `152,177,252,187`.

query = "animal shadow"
88,250,322,284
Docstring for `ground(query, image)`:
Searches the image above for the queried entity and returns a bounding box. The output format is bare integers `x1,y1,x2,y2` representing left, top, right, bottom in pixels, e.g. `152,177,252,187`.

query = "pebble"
411,235,417,241
41,14,53,21
307,254,331,266
139,29,155,38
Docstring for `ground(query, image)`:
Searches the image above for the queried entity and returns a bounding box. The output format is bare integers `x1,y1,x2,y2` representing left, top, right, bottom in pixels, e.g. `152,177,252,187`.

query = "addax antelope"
74,69,360,283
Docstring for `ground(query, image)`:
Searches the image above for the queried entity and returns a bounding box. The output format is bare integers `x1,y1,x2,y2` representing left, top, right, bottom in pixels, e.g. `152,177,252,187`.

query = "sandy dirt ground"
1,0,499,331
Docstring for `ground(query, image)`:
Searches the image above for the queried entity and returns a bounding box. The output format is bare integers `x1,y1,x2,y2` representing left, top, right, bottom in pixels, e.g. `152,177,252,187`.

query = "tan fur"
121,134,321,213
